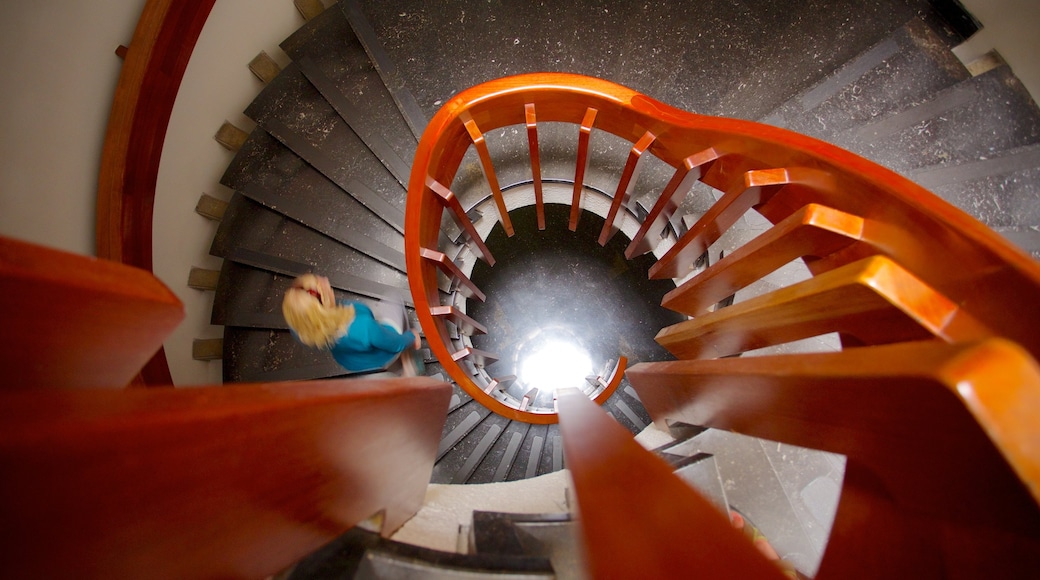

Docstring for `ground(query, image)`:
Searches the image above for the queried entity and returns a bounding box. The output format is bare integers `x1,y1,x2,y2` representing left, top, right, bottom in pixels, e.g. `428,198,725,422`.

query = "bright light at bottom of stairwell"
519,337,594,395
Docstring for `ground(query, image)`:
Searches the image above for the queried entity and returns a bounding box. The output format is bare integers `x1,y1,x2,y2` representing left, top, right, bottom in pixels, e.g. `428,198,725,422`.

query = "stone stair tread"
212,260,413,329
222,326,348,383
210,194,408,291
239,65,409,226
287,527,553,580
220,129,403,250
280,5,419,171
765,19,970,142
848,66,1040,172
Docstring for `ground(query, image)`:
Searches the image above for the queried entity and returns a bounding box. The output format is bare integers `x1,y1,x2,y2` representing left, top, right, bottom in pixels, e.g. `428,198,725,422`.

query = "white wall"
0,0,145,255
153,0,301,385
956,0,1040,101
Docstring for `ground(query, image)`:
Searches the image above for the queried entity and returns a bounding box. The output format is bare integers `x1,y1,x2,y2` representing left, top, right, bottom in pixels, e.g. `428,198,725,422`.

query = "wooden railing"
96,0,216,386
0,235,452,578
406,73,1040,575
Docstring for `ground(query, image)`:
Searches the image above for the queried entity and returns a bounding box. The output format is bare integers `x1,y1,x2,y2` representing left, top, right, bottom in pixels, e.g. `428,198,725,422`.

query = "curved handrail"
404,73,1040,423
96,0,217,385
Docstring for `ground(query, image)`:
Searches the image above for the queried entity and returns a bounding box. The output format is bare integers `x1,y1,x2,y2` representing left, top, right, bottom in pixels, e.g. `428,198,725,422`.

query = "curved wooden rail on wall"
405,72,1040,423
96,0,217,386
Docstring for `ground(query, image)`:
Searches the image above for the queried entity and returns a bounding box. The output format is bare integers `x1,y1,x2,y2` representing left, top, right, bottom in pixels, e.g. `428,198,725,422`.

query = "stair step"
469,512,587,580
222,326,347,383
849,66,1040,170
341,0,428,141
286,527,554,580
239,67,408,233
280,4,418,172
211,260,412,330
764,19,970,143
210,194,408,290
673,454,730,515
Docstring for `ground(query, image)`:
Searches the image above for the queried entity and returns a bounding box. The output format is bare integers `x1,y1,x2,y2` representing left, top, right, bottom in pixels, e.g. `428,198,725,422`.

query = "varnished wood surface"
625,147,721,259
463,116,513,236
525,103,546,230
0,236,184,389
96,0,216,386
406,72,1040,426
628,340,1040,575
556,388,788,580
0,377,451,579
599,130,655,246
656,255,988,359
662,203,865,315
591,355,627,406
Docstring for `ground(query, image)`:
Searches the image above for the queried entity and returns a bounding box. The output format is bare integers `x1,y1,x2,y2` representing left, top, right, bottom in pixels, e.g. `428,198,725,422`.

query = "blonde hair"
282,274,355,349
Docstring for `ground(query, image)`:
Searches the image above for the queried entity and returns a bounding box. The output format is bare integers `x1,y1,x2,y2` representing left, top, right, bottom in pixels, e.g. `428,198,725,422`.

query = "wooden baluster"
430,305,487,335
627,340,1040,576
570,108,598,231
519,387,538,411
556,388,789,579
663,203,867,315
419,248,486,302
591,356,627,405
451,346,499,367
0,377,452,579
525,103,545,230
625,148,722,258
656,255,991,360
0,235,184,389
650,167,835,280
425,177,495,266
484,374,516,395
463,116,513,237
599,130,656,245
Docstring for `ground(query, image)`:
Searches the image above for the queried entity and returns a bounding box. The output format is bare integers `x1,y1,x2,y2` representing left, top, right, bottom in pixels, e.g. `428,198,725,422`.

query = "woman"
282,274,420,374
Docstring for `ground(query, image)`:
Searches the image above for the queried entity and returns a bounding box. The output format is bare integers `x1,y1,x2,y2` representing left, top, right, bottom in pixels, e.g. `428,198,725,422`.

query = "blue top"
330,302,413,372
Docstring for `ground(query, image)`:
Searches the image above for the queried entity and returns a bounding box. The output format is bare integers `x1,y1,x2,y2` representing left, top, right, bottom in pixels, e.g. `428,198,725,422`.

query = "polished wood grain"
0,377,452,579
662,203,865,315
650,167,836,280
419,247,486,301
97,0,216,386
525,103,546,230
627,340,1040,576
656,255,991,359
430,305,488,335
426,177,495,266
556,388,789,580
463,116,513,236
405,72,1040,426
599,130,655,246
625,147,722,259
0,236,184,389
570,107,598,231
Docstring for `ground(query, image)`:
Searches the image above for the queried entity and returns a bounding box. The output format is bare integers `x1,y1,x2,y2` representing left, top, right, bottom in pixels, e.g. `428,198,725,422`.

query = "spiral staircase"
4,0,1040,578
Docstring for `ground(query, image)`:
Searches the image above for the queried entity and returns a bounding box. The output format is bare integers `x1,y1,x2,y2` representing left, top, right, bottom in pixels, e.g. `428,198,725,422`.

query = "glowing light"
519,339,594,394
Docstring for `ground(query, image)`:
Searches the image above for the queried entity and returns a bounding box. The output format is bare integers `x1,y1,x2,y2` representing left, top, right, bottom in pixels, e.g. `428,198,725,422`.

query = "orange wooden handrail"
556,388,789,580
0,376,451,579
406,73,1040,425
627,340,1040,576
0,235,184,389
96,0,216,386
